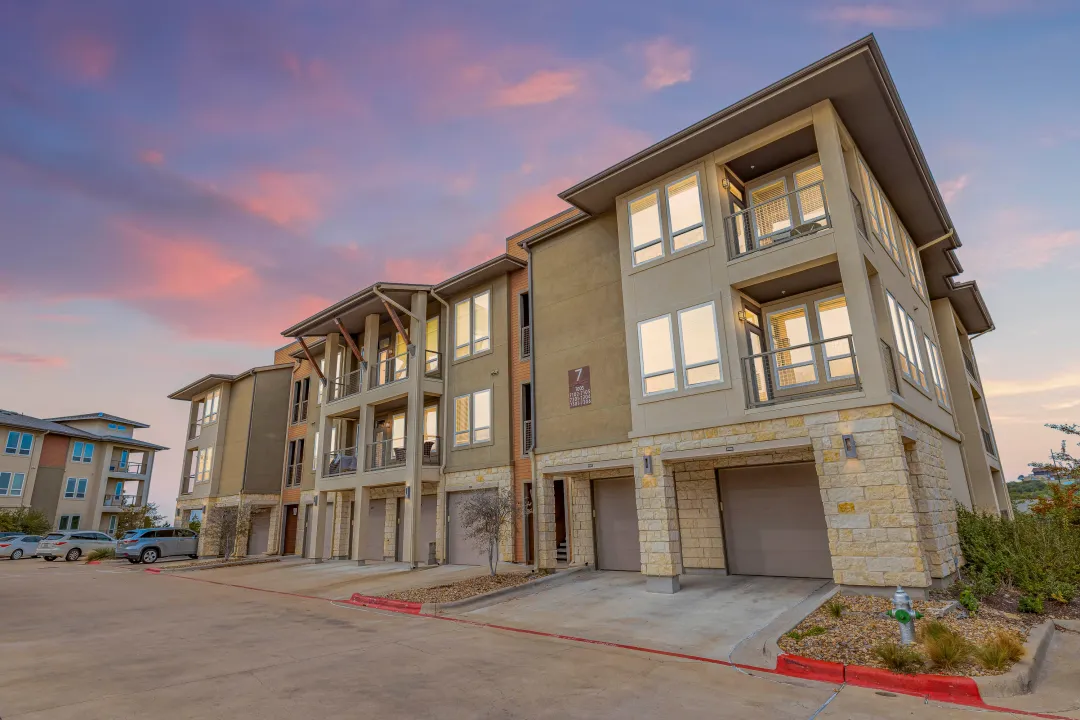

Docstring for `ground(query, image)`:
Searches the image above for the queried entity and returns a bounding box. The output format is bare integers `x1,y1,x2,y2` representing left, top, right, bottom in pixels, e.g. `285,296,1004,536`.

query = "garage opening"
363,498,386,561
447,489,494,566
247,509,271,556
592,476,639,572
718,462,832,579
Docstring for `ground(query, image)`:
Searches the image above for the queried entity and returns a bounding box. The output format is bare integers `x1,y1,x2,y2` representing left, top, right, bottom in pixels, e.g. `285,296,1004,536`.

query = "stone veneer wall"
366,483,438,561
438,467,513,563
195,493,280,558
293,489,317,556
331,490,354,559
672,474,724,570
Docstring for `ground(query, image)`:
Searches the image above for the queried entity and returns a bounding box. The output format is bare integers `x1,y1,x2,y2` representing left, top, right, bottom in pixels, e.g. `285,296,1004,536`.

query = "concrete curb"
159,557,283,573
975,619,1056,698
729,580,837,669
429,567,589,615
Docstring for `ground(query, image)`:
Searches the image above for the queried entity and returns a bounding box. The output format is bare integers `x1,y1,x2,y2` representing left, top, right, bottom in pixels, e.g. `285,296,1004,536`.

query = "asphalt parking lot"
0,560,1050,719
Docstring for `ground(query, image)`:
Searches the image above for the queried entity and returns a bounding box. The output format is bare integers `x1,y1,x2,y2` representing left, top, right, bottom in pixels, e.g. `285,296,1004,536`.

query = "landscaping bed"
974,585,1080,621
778,594,1037,676
383,571,549,604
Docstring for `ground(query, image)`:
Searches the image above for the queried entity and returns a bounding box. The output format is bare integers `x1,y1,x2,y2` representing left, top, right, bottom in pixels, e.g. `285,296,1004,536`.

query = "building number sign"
568,366,592,408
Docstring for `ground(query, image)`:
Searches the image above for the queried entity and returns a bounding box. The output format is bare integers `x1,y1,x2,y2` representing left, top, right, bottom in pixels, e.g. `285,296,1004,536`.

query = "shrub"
958,589,979,615
0,508,51,535
922,626,971,672
1018,595,1044,614
917,619,952,642
873,642,925,675
973,632,1025,671
786,626,827,642
86,547,115,562
823,596,845,619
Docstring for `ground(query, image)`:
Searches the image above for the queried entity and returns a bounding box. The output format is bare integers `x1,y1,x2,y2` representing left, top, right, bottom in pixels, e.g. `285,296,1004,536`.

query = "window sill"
452,347,494,365
900,373,934,401
637,379,731,405
452,439,495,451
627,236,714,276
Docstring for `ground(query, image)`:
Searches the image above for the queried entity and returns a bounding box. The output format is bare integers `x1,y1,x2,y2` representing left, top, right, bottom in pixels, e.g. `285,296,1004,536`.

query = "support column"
435,483,447,563
401,291,428,567
535,474,557,570
352,486,371,564
310,490,330,561
141,451,155,505
266,503,282,555
383,497,397,561
634,452,682,593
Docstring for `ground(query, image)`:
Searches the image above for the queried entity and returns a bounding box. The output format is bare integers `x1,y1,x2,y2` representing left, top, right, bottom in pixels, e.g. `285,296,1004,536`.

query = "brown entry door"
593,477,639,572
719,463,832,579
282,506,298,555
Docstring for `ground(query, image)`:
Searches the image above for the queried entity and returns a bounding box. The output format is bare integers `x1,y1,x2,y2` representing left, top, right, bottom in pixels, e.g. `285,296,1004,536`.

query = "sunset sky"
2,1,1079,519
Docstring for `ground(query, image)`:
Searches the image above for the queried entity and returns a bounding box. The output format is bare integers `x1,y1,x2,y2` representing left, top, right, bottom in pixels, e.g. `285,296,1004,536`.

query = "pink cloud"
823,4,940,27
237,171,327,227
498,179,574,235
139,149,165,166
642,38,693,91
58,34,116,82
939,174,970,203
35,313,90,325
491,70,581,107
0,351,67,368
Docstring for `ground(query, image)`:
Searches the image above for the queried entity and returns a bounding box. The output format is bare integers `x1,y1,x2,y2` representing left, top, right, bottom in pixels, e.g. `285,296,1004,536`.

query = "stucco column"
383,496,397,560
534,474,557,570
401,291,429,567
310,490,330,561
435,483,447,563
352,486,371,564
811,101,888,400
141,451,155,505
634,451,682,593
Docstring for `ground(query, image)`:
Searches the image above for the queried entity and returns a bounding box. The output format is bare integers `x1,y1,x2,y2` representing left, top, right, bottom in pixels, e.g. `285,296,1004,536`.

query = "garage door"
363,499,386,560
246,510,271,556
719,463,832,579
447,489,493,566
420,495,437,564
593,477,639,572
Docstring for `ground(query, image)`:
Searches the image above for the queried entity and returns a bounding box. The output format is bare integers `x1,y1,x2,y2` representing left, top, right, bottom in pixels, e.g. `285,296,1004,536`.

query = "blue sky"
1,0,1078,518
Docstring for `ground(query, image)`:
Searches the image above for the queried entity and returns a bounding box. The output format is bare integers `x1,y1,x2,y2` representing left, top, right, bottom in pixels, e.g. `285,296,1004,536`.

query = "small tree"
459,486,517,576
1030,424,1080,523
202,502,251,559
0,508,51,535
114,502,167,538
188,517,202,534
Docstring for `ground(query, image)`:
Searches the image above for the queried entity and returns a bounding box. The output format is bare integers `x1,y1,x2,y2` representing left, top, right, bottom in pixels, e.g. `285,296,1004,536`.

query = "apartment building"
0,410,164,535
516,35,1004,595
170,364,292,557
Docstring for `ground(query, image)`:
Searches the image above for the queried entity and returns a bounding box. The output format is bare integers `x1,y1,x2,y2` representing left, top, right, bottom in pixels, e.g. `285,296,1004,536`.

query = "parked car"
37,531,116,562
0,534,41,559
117,527,199,564
0,531,24,540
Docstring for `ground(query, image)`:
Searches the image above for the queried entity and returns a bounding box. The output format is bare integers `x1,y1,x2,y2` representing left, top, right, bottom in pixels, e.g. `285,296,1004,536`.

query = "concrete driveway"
178,558,514,599
459,570,832,663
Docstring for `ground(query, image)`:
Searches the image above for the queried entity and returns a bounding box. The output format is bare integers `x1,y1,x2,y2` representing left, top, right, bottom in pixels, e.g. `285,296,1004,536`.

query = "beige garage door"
593,477,639,572
246,510,271,556
447,490,492,566
363,499,386,560
719,463,832,579
420,495,437,564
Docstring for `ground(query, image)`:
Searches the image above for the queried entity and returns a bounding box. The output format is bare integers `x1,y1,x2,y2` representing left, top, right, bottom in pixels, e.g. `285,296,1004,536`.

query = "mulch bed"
976,587,1080,620
383,571,548,604
777,594,1040,676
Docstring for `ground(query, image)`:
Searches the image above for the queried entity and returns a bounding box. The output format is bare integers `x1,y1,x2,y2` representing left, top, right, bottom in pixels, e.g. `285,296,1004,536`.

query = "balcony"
743,335,860,408
424,350,442,378
324,447,358,477
284,462,303,487
329,368,362,403
103,494,142,509
109,461,146,475
367,438,406,471
290,398,309,424
422,436,441,466
981,428,997,458
727,180,832,259
372,353,409,389
964,351,980,383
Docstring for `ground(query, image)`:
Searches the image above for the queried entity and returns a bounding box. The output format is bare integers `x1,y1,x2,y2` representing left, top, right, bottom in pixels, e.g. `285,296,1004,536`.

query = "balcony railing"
324,447,358,477
291,398,309,424
425,350,442,378
109,461,145,474
963,351,979,381
329,368,362,402
851,190,869,240
367,438,407,471
372,353,409,389
284,462,303,487
521,325,532,358
422,436,441,466
103,494,141,508
727,180,831,259
981,428,997,458
742,335,860,408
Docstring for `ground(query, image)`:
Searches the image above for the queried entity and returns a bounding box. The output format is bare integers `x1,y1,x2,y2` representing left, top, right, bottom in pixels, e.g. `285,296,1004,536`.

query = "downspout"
524,240,540,571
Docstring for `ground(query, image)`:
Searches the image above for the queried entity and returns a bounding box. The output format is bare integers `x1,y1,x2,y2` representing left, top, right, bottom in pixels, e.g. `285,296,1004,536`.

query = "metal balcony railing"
284,462,303,487
727,180,831,259
981,428,996,458
291,398,309,424
324,447,358,477
742,335,860,408
367,438,407,471
372,353,409,389
103,494,141,508
110,461,145,474
521,325,532,358
425,350,442,378
422,436,441,466
522,419,534,454
329,368,362,402
964,351,979,381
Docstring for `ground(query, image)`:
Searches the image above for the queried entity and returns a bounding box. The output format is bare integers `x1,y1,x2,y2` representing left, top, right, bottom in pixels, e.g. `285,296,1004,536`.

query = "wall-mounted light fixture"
737,310,746,322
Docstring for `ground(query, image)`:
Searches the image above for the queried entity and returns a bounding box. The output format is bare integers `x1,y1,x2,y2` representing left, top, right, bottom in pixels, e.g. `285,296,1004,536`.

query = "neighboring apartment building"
170,364,292,557
0,410,164,535
517,35,1004,595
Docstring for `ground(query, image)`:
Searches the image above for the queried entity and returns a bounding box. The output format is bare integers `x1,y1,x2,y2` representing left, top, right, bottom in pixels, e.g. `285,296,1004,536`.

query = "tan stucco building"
0,410,165,535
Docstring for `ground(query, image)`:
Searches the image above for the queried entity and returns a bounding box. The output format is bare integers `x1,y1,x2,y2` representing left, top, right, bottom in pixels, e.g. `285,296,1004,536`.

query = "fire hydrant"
886,585,923,645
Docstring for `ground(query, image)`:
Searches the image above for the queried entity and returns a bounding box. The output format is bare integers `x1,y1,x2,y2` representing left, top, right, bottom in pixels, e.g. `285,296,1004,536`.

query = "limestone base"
646,576,681,594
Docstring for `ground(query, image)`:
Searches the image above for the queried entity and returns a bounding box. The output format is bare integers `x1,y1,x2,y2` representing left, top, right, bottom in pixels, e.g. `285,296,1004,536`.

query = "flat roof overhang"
167,364,292,401
280,283,431,338
433,254,526,297
557,34,992,334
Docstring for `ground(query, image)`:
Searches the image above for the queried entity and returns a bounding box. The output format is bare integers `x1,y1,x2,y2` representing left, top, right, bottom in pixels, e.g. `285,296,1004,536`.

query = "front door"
743,303,773,404
283,505,298,555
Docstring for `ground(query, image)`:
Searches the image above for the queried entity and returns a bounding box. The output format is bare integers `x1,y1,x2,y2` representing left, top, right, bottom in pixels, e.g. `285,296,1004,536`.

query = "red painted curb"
142,567,162,574
845,664,982,705
348,594,423,614
86,560,101,565
775,654,845,684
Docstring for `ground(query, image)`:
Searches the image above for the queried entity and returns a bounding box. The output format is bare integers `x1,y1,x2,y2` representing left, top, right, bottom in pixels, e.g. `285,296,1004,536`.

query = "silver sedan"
0,534,41,560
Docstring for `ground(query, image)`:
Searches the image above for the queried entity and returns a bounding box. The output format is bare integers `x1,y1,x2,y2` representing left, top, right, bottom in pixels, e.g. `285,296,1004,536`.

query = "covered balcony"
108,449,149,477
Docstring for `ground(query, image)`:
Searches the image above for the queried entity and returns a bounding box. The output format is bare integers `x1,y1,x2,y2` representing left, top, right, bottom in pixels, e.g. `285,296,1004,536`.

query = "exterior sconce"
737,310,746,322
842,434,858,458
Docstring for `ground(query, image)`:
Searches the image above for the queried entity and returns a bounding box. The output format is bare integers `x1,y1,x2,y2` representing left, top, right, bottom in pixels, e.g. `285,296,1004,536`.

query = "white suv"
37,531,115,562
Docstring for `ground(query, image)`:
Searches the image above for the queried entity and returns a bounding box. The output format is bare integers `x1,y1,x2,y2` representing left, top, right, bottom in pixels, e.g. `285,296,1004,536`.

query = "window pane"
473,389,491,439
644,372,677,394
18,433,32,455
750,179,791,238
768,307,815,387
672,225,706,252
794,164,826,223
633,243,664,265
667,174,703,234
454,300,470,357
639,316,675,377
473,292,490,348
73,441,83,459
5,431,17,453
686,364,721,386
629,192,662,251
454,396,470,446
817,296,854,378
0,473,9,494
858,161,880,234
678,303,722,386
70,516,80,530
424,406,438,438
84,443,93,461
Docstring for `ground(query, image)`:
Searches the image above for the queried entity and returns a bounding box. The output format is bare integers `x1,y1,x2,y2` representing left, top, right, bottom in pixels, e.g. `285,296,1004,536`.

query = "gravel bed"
777,594,1039,676
383,571,547,604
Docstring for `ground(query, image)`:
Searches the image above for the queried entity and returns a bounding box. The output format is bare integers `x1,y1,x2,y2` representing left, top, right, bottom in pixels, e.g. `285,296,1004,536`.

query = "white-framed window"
58,515,80,531
64,477,88,499
793,163,827,224
816,296,855,380
749,177,792,241
454,290,491,360
195,447,214,483
453,389,492,447
666,172,706,252
0,472,25,497
858,157,903,266
885,291,927,389
4,431,33,456
904,313,928,390
629,191,664,265
202,387,221,425
924,334,949,407
71,441,94,463
108,515,117,534
638,315,677,395
766,306,817,387
901,228,927,299
677,303,722,387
